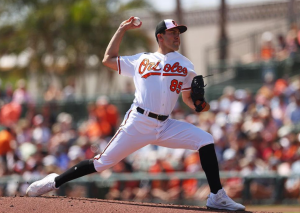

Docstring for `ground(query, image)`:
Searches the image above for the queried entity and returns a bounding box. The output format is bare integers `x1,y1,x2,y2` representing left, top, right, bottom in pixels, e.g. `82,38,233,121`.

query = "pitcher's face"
160,28,181,52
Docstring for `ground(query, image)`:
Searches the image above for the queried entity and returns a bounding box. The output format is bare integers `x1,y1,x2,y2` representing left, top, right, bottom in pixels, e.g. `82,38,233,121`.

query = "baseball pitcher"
26,17,245,211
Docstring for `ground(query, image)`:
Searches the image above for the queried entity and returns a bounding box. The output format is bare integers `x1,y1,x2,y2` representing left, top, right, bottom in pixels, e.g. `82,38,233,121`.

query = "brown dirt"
0,196,279,213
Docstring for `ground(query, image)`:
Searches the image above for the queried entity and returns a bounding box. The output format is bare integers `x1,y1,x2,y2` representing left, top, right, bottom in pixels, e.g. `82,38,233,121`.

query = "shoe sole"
207,205,245,211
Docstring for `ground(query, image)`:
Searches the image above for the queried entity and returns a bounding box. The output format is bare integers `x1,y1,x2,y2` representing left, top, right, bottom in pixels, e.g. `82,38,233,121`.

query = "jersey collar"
154,51,178,58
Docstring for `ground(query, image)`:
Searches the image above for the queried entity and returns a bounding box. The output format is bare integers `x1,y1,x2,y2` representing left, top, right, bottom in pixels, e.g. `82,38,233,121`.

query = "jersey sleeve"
117,53,143,77
181,66,197,92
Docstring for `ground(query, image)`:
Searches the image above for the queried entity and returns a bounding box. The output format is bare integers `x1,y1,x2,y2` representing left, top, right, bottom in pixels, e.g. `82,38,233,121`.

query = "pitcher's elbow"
102,57,108,66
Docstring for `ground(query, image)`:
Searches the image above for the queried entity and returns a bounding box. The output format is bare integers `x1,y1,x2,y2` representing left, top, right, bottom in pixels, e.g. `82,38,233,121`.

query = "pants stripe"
120,110,132,127
94,128,122,160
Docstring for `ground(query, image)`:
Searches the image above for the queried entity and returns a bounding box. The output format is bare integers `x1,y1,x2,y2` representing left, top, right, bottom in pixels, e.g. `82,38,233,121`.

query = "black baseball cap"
155,19,187,40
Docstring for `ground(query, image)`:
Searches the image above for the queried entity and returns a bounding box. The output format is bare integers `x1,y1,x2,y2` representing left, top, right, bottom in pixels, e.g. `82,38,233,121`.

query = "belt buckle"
156,114,160,120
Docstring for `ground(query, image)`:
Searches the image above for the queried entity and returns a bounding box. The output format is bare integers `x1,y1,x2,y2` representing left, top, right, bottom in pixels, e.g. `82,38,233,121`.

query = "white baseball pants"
93,106,214,172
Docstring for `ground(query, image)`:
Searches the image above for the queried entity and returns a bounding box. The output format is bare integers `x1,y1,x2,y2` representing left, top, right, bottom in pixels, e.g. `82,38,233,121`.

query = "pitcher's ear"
157,34,162,41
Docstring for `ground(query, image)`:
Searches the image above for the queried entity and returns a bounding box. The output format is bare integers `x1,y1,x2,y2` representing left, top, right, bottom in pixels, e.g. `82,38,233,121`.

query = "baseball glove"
191,75,208,112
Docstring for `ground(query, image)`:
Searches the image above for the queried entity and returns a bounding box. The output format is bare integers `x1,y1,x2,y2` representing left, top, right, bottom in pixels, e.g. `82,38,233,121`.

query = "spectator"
276,33,288,60
182,152,200,199
85,116,112,139
15,119,32,145
260,31,276,61
260,32,277,80
12,79,31,104
277,34,286,52
271,93,288,126
4,82,13,103
219,86,235,114
63,77,76,101
44,83,63,102
285,90,300,125
284,151,300,198
32,114,51,147
285,24,299,59
0,127,15,160
95,95,119,134
0,101,22,127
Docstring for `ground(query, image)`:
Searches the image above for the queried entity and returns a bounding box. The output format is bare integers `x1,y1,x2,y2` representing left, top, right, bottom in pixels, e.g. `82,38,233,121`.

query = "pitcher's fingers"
127,16,135,24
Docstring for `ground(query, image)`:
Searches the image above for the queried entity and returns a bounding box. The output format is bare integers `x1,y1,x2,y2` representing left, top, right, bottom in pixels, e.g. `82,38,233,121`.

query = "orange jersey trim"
118,56,121,75
141,72,161,79
181,87,191,91
120,110,132,127
162,73,187,77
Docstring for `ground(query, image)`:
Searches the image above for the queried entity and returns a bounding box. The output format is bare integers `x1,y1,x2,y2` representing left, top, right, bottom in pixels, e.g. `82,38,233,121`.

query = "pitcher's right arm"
102,17,142,71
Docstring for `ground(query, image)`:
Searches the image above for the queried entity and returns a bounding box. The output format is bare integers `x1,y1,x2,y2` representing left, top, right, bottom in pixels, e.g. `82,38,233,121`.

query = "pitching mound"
0,196,270,213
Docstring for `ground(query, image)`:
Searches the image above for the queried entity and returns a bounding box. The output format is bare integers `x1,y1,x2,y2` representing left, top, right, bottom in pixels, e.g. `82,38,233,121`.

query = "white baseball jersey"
117,51,196,115
93,51,214,172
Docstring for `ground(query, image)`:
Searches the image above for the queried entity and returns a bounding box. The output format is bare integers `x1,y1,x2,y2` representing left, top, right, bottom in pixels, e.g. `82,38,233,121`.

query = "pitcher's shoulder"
175,52,194,65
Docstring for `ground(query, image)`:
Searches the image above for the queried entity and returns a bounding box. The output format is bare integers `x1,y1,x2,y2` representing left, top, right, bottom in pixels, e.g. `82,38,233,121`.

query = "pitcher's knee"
197,132,214,150
205,132,214,144
93,154,118,172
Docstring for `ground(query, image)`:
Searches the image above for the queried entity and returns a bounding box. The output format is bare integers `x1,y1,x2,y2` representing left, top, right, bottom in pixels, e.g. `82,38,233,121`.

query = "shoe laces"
214,189,233,202
216,189,226,198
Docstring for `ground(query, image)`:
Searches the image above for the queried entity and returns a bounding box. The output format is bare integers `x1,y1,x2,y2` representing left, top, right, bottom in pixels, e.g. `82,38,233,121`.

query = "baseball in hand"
133,17,141,26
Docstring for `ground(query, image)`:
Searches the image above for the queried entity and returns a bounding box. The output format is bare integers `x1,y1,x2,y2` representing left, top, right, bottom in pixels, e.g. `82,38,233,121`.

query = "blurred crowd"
241,23,300,64
0,79,119,197
0,73,299,203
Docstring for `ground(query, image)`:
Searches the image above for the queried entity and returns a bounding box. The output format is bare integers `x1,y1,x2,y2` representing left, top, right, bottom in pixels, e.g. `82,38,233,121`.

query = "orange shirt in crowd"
0,129,13,155
260,43,275,61
0,102,21,126
182,153,200,197
95,104,119,127
86,120,112,138
274,79,288,96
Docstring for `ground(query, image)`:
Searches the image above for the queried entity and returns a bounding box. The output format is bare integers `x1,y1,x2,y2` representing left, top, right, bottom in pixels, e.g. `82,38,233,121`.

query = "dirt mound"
0,196,265,213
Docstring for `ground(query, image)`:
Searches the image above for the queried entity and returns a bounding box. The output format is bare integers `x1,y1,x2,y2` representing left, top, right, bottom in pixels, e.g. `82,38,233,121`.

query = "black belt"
136,107,168,121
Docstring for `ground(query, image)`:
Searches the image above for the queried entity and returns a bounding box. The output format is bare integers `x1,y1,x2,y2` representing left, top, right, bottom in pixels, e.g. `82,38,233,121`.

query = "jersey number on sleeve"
170,79,183,94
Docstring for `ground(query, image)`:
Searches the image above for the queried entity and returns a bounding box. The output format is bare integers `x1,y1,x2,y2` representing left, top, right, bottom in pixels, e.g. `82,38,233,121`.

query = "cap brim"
166,25,187,34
